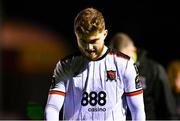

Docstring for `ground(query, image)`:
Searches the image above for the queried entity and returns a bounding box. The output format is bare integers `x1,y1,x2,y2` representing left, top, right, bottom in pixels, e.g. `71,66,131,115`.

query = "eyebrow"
82,38,99,44
89,38,98,43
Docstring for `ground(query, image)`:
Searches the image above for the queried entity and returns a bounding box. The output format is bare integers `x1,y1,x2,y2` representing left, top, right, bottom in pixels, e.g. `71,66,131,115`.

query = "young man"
109,32,177,120
45,8,145,121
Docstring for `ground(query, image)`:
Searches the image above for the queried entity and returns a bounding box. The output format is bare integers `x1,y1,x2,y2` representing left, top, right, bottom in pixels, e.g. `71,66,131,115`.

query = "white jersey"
49,48,143,121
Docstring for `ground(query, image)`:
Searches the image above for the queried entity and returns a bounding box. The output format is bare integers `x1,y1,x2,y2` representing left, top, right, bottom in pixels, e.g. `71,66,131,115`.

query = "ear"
102,29,108,40
104,29,108,37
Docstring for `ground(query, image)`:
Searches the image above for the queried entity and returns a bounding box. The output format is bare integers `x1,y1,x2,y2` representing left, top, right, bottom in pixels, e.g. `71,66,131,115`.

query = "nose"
87,44,93,50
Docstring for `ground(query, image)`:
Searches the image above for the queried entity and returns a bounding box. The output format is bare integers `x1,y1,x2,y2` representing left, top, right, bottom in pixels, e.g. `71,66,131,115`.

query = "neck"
87,45,108,61
100,46,108,58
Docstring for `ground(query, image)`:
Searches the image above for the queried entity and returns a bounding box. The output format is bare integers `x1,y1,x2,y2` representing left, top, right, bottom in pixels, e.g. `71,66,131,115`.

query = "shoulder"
61,51,82,62
56,51,83,66
108,47,130,60
54,51,83,69
53,52,83,78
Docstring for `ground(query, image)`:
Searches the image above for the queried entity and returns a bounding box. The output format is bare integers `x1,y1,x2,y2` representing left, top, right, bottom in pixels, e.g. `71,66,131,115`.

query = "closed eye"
81,39,98,44
89,39,98,44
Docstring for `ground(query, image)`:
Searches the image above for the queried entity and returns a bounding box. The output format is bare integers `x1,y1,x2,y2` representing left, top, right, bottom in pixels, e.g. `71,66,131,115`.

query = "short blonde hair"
109,32,134,51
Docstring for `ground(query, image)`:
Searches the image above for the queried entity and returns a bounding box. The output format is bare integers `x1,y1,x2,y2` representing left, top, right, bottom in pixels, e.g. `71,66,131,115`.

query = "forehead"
77,31,104,42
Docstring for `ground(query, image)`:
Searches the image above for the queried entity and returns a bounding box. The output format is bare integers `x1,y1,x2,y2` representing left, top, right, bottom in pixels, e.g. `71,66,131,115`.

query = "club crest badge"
107,70,116,81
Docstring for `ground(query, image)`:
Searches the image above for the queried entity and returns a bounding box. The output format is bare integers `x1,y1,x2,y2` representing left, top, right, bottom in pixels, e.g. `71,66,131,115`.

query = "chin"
87,55,98,61
90,58,97,61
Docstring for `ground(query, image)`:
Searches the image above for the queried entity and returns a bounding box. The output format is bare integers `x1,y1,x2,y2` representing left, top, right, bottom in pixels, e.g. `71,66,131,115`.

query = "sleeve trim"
125,89,143,96
49,90,66,96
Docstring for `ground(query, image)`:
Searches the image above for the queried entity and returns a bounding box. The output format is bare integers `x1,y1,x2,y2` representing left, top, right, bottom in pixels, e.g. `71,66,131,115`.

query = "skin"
75,30,108,61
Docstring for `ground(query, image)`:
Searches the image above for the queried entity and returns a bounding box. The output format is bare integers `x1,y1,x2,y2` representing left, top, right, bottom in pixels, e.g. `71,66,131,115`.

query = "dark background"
3,0,180,67
1,0,180,119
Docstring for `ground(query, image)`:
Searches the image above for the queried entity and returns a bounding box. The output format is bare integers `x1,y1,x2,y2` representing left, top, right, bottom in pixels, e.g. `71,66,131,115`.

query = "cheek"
96,41,104,48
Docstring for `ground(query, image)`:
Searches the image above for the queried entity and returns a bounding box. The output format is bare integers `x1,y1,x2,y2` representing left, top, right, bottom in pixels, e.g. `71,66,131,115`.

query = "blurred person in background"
109,32,177,120
167,60,180,119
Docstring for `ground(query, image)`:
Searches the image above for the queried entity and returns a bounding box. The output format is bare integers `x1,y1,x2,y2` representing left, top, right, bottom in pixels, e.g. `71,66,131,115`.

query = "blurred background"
0,0,180,119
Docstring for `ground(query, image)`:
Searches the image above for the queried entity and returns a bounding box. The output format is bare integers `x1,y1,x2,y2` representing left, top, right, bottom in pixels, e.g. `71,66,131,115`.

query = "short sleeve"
124,58,143,94
49,58,72,92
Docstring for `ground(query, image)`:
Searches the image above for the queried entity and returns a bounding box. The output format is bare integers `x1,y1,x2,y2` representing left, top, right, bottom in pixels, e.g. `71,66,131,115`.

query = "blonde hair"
109,32,134,51
109,32,137,62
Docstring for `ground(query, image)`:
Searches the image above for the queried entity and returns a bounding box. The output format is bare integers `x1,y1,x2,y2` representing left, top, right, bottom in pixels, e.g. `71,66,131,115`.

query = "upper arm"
123,58,146,120
123,58,143,93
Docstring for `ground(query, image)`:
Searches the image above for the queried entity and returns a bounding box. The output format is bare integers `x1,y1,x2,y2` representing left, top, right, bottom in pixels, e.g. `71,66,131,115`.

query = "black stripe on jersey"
60,51,81,62
59,51,82,73
108,47,130,60
57,51,83,78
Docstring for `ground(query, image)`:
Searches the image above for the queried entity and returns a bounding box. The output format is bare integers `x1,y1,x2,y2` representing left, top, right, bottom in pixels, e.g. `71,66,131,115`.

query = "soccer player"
45,7,146,121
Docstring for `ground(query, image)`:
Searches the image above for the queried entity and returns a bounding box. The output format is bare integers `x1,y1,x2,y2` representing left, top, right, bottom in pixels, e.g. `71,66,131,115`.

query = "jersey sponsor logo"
107,70,116,81
81,91,107,112
88,107,106,112
81,91,106,106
